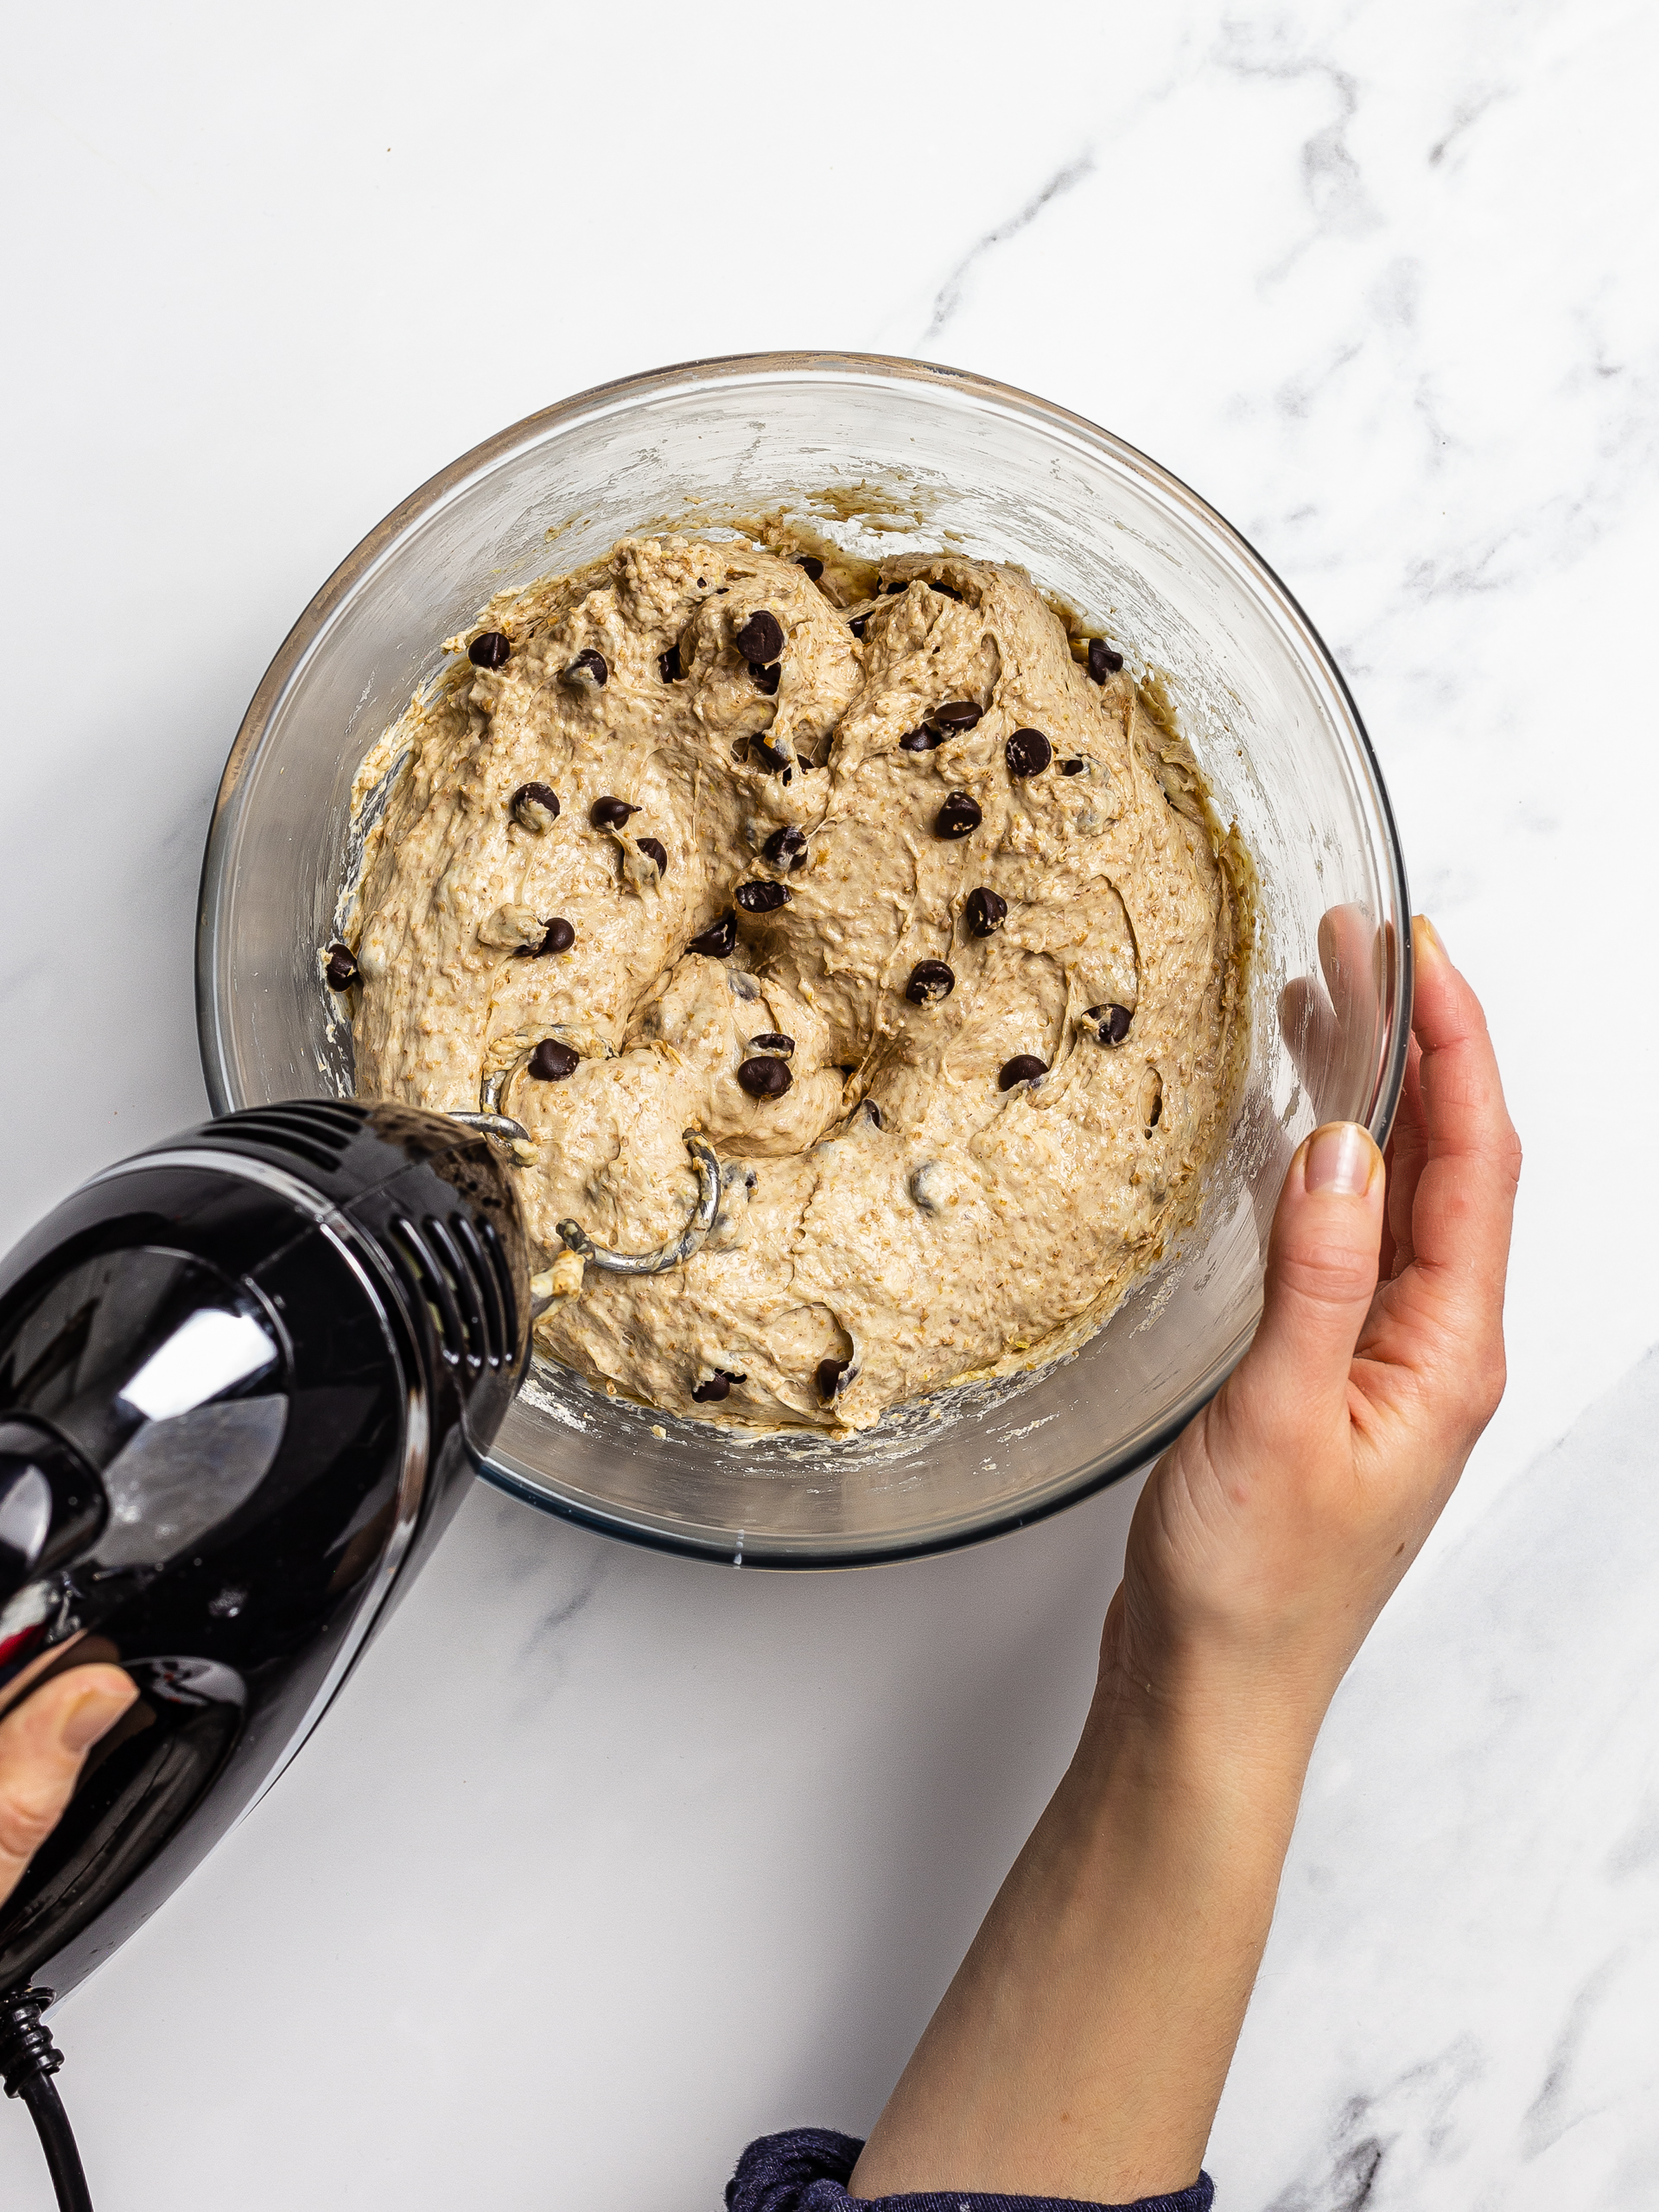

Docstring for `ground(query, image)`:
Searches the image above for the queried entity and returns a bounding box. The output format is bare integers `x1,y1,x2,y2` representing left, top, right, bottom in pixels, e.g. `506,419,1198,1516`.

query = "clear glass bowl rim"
195,348,1413,1565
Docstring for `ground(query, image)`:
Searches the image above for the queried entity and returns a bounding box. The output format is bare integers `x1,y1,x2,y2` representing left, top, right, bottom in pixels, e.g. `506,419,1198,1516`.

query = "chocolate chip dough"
344,535,1245,1431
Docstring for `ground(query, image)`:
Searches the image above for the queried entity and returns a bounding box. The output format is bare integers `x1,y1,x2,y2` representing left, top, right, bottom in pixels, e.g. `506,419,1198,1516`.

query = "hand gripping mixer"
0,1096,648,2209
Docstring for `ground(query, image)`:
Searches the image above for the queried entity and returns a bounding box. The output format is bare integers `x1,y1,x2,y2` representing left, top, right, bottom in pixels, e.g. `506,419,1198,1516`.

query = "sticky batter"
342,535,1244,1430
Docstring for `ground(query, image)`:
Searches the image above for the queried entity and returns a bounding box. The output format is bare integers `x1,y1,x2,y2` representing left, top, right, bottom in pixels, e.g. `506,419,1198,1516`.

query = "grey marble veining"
924,156,1097,342
1,2,1656,2204
1220,1347,1659,2209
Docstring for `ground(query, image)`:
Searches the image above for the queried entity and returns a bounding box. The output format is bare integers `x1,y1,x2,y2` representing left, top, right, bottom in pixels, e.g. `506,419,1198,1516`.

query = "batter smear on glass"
340,534,1246,1431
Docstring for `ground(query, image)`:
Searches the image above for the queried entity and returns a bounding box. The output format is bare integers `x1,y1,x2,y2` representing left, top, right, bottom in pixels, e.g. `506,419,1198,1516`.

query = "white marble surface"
3,2,1656,2203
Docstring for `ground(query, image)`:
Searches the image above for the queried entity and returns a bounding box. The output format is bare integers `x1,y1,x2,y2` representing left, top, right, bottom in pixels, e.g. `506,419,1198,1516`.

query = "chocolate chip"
529,1039,581,1081
658,643,683,683
637,837,668,875
932,701,982,732
567,648,608,686
734,609,785,664
884,581,907,594
764,825,807,865
999,1055,1047,1090
737,1055,793,1099
934,792,982,839
510,781,561,830
735,880,791,914
862,1099,883,1128
908,1161,944,1211
1006,728,1052,778
518,917,575,958
691,1372,733,1402
590,795,639,830
797,556,824,581
900,724,944,752
817,1356,850,1399
1061,758,1086,776
906,959,956,1005
849,615,868,639
1086,639,1124,682
748,736,791,773
468,630,511,669
688,912,738,959
749,660,781,696
1087,1002,1134,1046
750,1032,794,1055
324,944,359,989
965,887,1007,937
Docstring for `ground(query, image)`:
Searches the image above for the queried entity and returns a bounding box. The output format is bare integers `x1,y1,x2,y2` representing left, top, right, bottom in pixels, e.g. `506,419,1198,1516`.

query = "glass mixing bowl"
197,352,1410,1567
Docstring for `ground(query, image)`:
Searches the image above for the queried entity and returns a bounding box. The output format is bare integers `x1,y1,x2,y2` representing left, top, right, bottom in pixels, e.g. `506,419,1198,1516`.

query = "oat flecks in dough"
349,537,1243,1432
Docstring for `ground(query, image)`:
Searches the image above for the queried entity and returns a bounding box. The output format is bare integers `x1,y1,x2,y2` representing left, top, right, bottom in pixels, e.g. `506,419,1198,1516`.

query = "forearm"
849,933,1517,2206
849,1657,1319,2204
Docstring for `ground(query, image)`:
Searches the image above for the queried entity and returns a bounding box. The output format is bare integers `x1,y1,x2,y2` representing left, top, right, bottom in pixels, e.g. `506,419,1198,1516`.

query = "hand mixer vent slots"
388,1214,515,1373
206,1101,368,1179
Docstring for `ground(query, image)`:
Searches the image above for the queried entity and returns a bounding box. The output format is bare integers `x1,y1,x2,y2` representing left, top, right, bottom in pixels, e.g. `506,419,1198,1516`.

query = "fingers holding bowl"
1277,903,1398,1129
1380,1033,1427,1281
1317,903,1394,1039
1363,917,1522,1438
1219,1119,1387,1459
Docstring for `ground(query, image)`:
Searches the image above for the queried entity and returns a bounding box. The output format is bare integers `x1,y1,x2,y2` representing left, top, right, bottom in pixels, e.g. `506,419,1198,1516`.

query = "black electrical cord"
0,1986,93,2212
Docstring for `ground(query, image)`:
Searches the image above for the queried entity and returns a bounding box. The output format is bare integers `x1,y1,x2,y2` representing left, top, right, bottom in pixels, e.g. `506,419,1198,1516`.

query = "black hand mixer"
0,1096,543,2209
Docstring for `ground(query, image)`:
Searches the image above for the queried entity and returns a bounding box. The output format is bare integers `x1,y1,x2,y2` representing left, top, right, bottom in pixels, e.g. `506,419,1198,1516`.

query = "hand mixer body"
0,1101,530,1999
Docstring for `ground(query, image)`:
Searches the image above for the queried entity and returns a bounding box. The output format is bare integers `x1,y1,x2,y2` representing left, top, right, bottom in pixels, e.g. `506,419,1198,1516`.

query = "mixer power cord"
0,1987,94,2212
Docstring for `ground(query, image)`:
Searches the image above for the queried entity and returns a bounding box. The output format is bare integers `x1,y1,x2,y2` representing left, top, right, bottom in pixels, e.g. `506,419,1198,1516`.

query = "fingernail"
1413,913,1446,963
1304,1122,1376,1197
59,1680,137,1755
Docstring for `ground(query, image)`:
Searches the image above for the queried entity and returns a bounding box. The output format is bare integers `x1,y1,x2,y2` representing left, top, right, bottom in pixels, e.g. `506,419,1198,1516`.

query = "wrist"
1101,1581,1347,1764
1077,1634,1325,1834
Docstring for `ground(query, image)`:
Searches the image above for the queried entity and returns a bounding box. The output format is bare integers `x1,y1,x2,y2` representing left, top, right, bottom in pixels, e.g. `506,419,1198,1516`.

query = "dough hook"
465,1031,617,1148
458,1053,728,1283
556,1132,722,1275
446,1110,531,1142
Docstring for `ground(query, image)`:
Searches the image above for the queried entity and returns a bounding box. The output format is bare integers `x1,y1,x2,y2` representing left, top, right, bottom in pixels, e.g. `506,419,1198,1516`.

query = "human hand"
851,918,1520,2205
0,1668,137,1911
1108,913,1522,1739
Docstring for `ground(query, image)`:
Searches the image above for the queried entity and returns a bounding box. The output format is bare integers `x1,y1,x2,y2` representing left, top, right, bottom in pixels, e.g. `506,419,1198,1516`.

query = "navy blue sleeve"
726,2128,1215,2212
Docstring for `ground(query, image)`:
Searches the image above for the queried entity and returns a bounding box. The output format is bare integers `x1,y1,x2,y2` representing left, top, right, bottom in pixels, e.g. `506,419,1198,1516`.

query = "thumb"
0,1667,138,1904
1230,1122,1384,1440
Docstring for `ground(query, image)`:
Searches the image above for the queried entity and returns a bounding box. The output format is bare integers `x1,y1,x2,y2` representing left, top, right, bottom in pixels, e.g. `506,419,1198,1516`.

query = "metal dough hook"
556,1132,722,1275
461,1051,723,1284
464,1030,619,1147
446,1110,531,1142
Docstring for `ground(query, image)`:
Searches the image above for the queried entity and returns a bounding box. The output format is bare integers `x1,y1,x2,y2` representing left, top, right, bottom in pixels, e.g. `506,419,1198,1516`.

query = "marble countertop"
3,3,1656,2204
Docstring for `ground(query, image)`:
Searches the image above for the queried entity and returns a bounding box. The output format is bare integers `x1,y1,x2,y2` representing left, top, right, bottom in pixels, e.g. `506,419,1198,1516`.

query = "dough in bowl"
342,532,1246,1431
